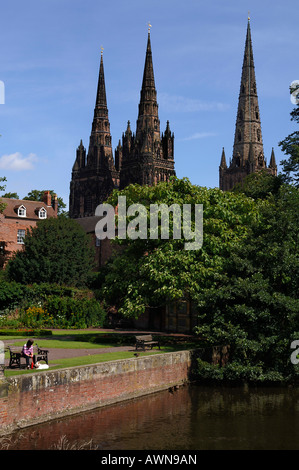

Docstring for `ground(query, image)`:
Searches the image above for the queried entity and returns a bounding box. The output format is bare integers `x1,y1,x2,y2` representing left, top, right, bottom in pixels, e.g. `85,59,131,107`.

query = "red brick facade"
0,350,192,435
0,191,58,265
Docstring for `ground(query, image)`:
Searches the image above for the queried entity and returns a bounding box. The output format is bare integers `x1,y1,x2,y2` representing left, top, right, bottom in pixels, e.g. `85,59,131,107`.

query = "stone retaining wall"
0,350,195,436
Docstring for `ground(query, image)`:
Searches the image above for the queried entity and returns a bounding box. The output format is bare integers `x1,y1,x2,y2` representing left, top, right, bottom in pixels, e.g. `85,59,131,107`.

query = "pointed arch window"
257,129,261,142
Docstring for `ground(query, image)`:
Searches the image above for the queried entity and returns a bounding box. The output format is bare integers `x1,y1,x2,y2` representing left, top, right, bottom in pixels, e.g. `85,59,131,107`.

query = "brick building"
219,18,277,191
0,191,58,265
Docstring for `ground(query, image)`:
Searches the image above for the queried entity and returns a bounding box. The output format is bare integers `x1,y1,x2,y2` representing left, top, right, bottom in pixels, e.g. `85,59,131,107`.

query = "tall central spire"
117,27,175,189
232,17,264,167
136,28,160,142
219,18,277,191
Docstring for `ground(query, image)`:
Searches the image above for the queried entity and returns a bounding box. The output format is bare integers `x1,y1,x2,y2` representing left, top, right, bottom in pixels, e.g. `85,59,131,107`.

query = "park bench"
135,335,160,352
8,344,49,369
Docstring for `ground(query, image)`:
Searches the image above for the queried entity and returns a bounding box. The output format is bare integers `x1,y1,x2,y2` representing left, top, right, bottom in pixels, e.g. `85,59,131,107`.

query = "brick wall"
0,214,35,256
0,350,194,436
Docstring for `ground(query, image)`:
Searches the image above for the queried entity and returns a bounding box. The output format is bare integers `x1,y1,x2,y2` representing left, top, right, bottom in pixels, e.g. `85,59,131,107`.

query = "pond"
3,383,299,450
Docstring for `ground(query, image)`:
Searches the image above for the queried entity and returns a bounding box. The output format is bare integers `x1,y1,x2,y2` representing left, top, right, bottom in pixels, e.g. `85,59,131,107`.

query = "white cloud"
158,93,230,113
0,152,38,171
180,132,217,141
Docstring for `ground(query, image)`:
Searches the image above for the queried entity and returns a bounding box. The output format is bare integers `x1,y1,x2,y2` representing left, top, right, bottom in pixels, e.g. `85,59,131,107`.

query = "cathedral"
69,28,175,219
219,18,277,190
69,19,278,219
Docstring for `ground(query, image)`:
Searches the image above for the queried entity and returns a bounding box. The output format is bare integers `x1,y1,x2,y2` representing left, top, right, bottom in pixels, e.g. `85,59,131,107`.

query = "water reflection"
4,384,299,450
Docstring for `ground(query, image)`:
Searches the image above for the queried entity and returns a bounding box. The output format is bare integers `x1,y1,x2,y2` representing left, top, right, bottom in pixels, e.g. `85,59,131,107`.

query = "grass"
2,328,200,377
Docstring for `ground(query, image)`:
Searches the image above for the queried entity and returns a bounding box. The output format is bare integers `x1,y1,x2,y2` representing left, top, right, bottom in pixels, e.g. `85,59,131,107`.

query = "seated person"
22,339,35,369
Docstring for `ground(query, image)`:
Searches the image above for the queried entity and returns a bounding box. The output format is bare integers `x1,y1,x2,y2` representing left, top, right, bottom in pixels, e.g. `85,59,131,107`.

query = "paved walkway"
2,328,194,368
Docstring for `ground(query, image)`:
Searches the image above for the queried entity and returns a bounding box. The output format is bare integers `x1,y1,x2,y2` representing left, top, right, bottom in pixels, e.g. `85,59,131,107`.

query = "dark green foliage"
232,171,283,200
98,178,299,383
43,296,107,328
279,104,299,187
194,185,299,383
0,176,7,213
101,178,259,318
0,281,106,329
1,192,19,199
6,217,95,287
0,280,25,311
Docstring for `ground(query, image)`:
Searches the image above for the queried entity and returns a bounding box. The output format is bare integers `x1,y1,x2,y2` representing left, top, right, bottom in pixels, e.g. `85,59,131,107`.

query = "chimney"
52,194,58,215
43,191,52,207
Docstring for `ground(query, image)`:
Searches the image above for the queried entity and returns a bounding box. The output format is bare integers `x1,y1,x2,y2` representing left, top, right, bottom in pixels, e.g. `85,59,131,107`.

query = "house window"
18,205,26,217
39,208,47,219
17,229,25,244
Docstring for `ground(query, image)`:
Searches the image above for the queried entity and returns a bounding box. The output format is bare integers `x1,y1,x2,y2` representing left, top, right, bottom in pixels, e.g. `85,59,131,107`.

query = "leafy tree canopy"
100,177,262,318
232,171,283,200
7,217,95,287
279,103,299,187
0,176,7,213
1,191,19,199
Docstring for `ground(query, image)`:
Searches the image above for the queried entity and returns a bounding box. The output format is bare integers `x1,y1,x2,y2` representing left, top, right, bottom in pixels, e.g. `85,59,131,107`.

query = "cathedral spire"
95,48,107,109
232,17,264,167
119,27,175,189
219,18,276,191
136,27,160,142
220,148,227,169
88,47,114,170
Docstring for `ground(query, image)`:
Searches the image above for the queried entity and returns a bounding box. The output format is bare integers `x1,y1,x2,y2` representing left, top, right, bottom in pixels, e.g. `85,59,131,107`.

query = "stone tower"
116,28,175,188
219,18,277,191
69,50,119,218
70,29,175,219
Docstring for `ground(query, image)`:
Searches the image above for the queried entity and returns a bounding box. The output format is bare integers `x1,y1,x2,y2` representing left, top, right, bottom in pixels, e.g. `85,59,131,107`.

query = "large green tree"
195,184,299,383
279,103,299,187
7,217,95,286
100,178,260,318
0,176,7,213
99,178,299,382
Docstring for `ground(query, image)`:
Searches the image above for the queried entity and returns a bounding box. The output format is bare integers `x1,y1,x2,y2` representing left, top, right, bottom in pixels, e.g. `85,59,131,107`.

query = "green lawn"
3,329,199,377
4,349,166,377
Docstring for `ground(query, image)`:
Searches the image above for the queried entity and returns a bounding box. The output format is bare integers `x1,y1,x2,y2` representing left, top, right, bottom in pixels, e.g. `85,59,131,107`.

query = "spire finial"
148,22,152,33
248,11,250,21
101,46,104,57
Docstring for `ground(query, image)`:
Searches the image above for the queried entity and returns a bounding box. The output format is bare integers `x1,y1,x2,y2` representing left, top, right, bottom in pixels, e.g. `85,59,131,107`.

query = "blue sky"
0,0,297,208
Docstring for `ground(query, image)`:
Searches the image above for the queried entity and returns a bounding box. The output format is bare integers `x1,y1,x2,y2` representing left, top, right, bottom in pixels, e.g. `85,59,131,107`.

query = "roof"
74,216,102,234
1,197,57,220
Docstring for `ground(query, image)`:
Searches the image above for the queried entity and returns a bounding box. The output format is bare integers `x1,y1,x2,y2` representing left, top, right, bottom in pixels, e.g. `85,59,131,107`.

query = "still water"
4,384,299,450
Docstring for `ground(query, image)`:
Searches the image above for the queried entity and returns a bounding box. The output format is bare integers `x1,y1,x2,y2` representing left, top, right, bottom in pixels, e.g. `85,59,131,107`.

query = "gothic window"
84,195,92,214
257,129,261,142
238,130,242,142
242,84,245,94
255,107,259,120
239,109,243,120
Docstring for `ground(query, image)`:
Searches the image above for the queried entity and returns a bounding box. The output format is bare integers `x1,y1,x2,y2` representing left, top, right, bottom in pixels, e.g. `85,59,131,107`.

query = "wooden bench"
8,344,49,369
135,335,160,351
